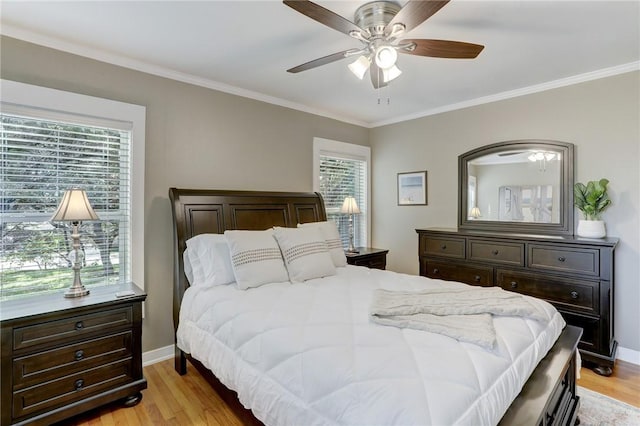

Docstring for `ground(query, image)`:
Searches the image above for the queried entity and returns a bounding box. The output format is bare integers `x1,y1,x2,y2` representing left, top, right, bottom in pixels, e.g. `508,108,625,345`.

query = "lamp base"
64,286,90,298
346,248,360,254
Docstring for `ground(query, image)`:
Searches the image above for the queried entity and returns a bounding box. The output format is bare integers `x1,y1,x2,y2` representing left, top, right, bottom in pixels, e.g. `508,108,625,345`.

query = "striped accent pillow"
298,221,347,267
273,227,336,282
224,229,289,290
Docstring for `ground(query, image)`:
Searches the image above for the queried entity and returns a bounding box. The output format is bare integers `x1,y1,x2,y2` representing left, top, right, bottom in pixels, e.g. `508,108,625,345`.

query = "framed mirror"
459,140,574,235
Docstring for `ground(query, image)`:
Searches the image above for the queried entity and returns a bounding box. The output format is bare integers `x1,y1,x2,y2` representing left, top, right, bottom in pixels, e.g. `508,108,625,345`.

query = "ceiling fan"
284,0,484,89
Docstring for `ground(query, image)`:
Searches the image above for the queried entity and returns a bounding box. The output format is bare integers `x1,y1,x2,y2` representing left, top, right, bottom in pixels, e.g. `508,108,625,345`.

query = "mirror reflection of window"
469,149,561,224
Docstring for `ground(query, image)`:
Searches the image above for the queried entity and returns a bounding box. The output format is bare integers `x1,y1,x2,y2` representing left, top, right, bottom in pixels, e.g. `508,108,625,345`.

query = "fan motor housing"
354,1,401,37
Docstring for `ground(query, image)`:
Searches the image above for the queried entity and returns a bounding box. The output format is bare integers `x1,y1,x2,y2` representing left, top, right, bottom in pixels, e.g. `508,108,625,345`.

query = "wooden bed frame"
169,188,582,426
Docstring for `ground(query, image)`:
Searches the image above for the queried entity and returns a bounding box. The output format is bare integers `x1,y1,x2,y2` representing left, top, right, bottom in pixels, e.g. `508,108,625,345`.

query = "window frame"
1,79,146,291
313,137,371,247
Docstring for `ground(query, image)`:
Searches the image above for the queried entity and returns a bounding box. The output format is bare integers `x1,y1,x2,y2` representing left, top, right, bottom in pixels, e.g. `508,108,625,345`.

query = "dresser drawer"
13,306,133,351
424,259,494,286
13,331,132,389
560,311,600,351
422,236,465,259
468,239,524,266
13,358,134,419
528,244,599,277
496,269,599,315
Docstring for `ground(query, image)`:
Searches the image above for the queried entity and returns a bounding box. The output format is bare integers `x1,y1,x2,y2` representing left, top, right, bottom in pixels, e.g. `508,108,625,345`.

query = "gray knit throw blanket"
370,287,551,349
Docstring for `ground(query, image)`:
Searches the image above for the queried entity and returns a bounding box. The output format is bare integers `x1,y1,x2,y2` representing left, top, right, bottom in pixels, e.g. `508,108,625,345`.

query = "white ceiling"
1,1,639,127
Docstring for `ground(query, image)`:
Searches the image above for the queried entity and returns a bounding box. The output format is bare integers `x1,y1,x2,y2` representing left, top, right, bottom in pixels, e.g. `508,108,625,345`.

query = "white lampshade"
348,55,371,80
51,189,99,222
470,206,482,218
374,45,398,70
340,196,361,214
383,64,402,83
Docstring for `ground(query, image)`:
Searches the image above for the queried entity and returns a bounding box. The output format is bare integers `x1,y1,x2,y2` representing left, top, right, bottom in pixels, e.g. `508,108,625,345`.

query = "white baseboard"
617,346,640,365
141,344,640,368
142,344,174,367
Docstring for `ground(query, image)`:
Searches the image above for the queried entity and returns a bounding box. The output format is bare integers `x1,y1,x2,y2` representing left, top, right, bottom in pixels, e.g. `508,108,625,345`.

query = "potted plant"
574,178,611,238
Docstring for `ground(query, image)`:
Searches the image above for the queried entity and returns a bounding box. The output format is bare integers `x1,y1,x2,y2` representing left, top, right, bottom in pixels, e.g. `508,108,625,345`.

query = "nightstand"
345,247,389,270
1,282,147,426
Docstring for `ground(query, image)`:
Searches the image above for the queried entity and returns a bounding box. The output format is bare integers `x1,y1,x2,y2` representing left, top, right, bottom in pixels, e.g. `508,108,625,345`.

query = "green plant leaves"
574,178,611,220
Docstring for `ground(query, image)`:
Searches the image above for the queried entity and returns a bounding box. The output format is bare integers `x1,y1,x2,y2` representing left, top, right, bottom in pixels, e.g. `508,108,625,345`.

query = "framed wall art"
397,171,427,205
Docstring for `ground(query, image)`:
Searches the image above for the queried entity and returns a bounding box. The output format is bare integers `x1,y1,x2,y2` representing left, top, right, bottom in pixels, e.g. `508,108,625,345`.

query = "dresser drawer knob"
75,321,84,330
492,250,499,256
433,268,439,274
558,256,566,262
474,275,481,282
440,244,447,250
570,291,579,299
510,281,518,289
75,379,84,390
74,350,84,361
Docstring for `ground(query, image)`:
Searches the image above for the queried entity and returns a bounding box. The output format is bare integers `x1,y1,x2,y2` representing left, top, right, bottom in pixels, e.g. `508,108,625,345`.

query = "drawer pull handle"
75,321,84,330
558,256,566,262
74,350,84,361
433,268,439,274
492,250,499,256
510,281,518,289
75,379,84,390
570,291,579,299
474,275,481,282
440,244,447,250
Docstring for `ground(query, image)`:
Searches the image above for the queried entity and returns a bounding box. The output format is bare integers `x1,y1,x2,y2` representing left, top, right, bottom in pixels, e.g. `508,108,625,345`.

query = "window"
0,80,145,299
313,138,370,248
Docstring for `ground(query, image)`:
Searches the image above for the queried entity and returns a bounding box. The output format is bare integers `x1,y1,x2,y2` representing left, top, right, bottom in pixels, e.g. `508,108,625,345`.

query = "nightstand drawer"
496,269,599,315
14,306,133,351
424,260,494,286
13,331,132,389
468,239,524,266
528,245,599,277
13,358,134,419
422,236,465,259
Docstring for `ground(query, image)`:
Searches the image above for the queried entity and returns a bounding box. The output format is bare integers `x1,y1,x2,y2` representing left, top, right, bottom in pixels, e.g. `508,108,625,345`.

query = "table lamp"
51,189,99,298
341,196,360,253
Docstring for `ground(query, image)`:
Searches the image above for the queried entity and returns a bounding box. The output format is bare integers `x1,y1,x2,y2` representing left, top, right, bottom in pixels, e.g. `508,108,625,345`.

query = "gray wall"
0,36,369,352
370,72,640,353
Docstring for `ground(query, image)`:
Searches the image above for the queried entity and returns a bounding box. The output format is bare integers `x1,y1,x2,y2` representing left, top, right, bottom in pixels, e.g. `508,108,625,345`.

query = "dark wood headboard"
168,188,327,334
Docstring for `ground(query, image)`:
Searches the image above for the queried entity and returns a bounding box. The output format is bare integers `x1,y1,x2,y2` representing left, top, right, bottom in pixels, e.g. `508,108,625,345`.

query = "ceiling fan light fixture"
374,45,397,70
348,55,371,80
383,64,402,83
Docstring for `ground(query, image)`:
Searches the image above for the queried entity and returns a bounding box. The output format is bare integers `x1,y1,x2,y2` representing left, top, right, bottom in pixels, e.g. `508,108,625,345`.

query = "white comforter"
177,266,565,426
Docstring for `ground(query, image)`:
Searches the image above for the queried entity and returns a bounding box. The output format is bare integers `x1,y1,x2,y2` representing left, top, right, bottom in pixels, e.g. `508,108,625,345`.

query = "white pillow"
298,221,347,267
224,229,290,290
184,234,235,287
273,226,336,282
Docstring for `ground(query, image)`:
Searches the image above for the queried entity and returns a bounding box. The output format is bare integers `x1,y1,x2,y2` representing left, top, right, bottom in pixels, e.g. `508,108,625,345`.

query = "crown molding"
3,24,637,130
370,61,640,128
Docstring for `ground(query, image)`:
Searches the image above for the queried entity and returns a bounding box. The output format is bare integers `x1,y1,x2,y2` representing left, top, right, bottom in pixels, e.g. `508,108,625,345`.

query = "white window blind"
0,113,131,299
314,139,370,249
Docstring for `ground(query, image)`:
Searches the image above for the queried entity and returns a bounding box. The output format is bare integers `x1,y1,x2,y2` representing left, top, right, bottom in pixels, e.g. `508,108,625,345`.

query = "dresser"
416,228,618,376
1,283,147,425
345,247,389,270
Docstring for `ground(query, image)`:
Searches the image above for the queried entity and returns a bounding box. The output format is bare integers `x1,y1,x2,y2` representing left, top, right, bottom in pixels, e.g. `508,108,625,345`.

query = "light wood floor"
59,358,640,425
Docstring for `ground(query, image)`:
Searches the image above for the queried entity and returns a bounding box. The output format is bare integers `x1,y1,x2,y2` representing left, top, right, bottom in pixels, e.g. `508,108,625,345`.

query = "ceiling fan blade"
385,1,450,35
283,0,362,36
287,50,354,73
369,62,388,89
400,39,484,59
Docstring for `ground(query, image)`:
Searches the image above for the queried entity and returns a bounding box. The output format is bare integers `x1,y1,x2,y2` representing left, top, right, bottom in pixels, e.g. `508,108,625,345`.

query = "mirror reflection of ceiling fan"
283,0,484,89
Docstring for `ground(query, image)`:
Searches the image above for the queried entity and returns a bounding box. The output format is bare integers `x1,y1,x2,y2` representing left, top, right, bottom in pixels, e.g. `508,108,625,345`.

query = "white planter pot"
576,220,606,238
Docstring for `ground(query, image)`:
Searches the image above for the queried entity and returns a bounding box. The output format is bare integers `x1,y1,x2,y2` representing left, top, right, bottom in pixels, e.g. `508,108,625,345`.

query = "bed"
169,188,581,425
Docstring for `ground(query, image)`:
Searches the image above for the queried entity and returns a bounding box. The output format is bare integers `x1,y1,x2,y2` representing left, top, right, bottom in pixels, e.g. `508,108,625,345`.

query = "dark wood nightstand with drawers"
1,283,147,426
345,247,389,270
417,228,618,376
